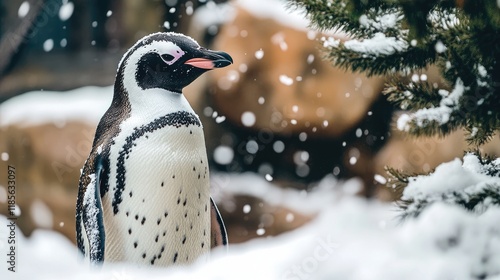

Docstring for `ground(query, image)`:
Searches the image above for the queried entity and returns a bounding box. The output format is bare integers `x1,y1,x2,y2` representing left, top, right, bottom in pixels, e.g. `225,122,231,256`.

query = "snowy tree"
288,0,500,217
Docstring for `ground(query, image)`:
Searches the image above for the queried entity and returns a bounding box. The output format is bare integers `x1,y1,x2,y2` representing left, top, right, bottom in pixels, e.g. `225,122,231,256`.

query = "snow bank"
211,173,362,215
0,86,112,127
1,195,499,280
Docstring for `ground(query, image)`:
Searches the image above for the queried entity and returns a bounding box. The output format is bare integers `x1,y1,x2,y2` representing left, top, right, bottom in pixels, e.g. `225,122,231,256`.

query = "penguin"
75,32,232,266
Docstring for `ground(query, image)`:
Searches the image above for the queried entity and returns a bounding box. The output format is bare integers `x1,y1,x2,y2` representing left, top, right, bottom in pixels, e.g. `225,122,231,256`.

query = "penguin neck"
127,88,195,124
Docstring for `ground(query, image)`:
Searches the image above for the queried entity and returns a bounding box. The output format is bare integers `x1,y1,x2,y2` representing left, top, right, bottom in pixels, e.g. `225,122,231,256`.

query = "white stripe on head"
120,39,196,123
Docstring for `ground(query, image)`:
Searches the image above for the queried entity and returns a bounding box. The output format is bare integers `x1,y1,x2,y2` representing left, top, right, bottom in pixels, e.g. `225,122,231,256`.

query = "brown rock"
0,122,94,242
209,8,385,138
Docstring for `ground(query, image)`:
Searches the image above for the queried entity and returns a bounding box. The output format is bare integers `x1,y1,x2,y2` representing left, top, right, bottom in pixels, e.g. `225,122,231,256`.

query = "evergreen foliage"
288,0,500,145
288,0,500,217
387,152,500,219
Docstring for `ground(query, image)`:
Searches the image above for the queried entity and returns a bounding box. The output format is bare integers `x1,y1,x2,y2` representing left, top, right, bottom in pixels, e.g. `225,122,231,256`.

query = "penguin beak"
184,50,233,70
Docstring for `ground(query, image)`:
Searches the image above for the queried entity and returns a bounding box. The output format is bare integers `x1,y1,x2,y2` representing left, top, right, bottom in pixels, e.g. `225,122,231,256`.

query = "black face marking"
176,225,179,232
141,217,146,225
142,253,146,259
134,242,138,248
183,198,187,206
155,235,159,242
161,245,165,252
193,167,196,171
142,198,145,203
172,175,175,179
173,252,178,263
163,231,166,236
113,111,201,214
161,182,164,187
129,191,132,197
184,211,188,218
157,218,161,225
198,193,201,199
136,47,208,93
128,228,132,235
182,235,186,244
118,33,232,92
164,211,168,218
126,211,129,216
197,211,200,217
177,197,181,204
201,242,205,248
151,257,156,265
203,229,206,236
190,223,193,230
135,215,139,220
205,204,208,212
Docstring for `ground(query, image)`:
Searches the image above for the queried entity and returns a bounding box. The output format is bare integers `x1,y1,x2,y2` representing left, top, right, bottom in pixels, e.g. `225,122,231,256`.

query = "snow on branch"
343,32,408,56
397,78,465,132
394,153,500,219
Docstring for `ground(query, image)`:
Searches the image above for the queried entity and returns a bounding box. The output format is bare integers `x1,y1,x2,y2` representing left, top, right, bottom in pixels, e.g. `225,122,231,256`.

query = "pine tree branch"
392,151,500,220
384,80,444,111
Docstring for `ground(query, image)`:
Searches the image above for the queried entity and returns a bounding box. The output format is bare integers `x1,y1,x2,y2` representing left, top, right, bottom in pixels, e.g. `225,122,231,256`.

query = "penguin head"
119,32,233,94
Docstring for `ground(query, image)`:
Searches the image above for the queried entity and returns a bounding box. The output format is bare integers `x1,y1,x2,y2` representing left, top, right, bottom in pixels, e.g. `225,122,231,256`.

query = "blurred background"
0,0,499,246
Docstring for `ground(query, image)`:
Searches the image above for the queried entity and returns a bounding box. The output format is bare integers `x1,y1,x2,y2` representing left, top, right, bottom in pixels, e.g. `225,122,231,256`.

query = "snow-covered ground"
1,172,500,280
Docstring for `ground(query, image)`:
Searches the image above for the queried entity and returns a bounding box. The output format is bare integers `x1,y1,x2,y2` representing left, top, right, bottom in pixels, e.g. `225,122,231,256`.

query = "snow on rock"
0,86,112,127
397,78,465,131
192,0,311,33
344,32,408,56
191,1,236,29
235,0,310,32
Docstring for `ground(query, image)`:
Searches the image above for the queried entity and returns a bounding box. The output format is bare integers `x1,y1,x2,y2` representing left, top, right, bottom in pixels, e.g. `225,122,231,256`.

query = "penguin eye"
161,54,175,63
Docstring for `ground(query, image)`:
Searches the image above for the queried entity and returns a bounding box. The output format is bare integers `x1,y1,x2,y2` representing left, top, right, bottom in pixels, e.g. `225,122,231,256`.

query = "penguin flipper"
80,156,106,263
210,197,228,248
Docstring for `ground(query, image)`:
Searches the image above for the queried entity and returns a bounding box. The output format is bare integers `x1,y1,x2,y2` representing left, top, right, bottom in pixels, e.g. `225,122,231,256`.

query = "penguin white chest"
103,112,211,266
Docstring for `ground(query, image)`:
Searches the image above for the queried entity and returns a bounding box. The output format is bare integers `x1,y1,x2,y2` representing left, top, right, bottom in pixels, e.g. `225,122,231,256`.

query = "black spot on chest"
112,111,201,215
